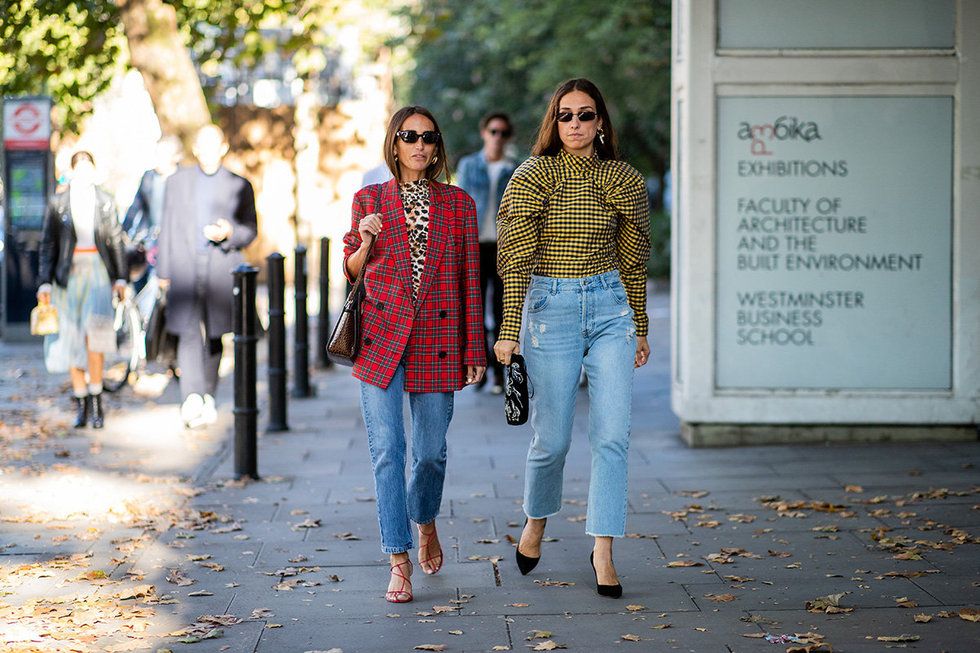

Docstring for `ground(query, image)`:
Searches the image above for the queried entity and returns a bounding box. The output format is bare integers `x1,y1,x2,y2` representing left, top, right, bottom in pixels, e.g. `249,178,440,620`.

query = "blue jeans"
360,363,455,554
522,270,636,537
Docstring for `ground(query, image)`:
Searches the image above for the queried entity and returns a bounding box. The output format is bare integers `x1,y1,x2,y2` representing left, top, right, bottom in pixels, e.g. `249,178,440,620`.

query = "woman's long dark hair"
383,105,451,183
531,78,619,160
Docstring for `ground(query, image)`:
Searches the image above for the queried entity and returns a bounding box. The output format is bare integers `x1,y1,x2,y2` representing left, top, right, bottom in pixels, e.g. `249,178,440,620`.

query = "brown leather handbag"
327,185,381,367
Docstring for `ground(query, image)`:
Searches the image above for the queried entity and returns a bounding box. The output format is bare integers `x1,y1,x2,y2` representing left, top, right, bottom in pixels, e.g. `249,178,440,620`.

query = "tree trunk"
115,0,210,152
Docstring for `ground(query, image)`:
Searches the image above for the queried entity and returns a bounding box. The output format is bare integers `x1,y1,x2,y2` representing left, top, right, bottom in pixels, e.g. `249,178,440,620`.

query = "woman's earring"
394,153,399,161
431,155,439,165
597,128,606,145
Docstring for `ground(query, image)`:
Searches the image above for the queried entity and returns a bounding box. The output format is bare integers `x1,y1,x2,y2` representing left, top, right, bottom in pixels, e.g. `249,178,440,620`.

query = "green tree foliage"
1,1,126,132
0,0,341,133
397,0,671,178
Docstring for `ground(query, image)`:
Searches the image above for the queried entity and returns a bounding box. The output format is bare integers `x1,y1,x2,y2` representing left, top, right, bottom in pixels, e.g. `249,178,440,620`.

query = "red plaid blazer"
342,179,486,392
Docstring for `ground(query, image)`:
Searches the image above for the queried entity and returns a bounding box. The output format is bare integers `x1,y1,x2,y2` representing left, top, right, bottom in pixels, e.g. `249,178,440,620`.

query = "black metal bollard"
266,253,289,432
292,245,313,397
316,237,333,369
233,264,260,480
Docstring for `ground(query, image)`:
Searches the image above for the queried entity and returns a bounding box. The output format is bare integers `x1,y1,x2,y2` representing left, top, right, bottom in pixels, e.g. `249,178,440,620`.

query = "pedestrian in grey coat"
156,124,257,428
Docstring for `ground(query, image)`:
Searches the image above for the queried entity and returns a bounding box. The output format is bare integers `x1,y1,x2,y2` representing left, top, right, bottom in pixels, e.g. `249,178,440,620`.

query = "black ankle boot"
72,396,89,428
89,393,105,429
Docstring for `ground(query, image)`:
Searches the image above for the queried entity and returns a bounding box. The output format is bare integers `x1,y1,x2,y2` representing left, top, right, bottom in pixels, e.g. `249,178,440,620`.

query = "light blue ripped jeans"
360,363,455,554
522,270,636,538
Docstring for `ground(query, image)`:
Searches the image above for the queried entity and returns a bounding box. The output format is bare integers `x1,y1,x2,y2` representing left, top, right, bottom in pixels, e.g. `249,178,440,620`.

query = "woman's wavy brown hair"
384,106,451,183
531,78,619,160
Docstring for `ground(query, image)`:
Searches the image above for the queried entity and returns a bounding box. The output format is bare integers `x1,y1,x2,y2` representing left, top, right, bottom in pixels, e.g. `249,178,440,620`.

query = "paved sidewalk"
2,290,979,652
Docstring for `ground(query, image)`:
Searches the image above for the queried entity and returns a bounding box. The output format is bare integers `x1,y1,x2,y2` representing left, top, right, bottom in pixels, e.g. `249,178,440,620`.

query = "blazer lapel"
378,179,415,299
414,182,449,307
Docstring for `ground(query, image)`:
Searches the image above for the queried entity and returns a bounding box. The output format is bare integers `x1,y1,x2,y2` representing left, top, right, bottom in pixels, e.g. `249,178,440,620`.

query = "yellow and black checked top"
496,149,651,341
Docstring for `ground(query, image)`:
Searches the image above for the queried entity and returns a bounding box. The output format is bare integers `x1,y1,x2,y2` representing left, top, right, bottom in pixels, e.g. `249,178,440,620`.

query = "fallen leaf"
187,590,214,597
960,608,980,622
805,592,848,613
621,634,641,642
526,630,553,640
251,608,274,619
895,596,918,608
432,605,460,614
679,490,709,498
626,604,645,612
508,602,530,608
913,613,932,623
333,532,361,541
448,630,463,635
724,575,755,583
876,634,920,642
266,623,282,628
166,569,195,586
531,642,567,651
199,615,241,626
533,579,574,587
492,647,509,651
666,560,703,568
741,633,765,638
844,485,864,493
704,593,737,603
651,623,671,629
414,646,447,652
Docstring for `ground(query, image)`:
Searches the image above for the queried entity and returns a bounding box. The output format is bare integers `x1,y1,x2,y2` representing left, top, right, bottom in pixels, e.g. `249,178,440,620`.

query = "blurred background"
0,0,672,281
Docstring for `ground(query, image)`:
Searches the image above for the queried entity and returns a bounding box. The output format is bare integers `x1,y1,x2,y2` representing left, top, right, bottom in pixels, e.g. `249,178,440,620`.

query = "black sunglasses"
488,128,512,138
556,110,598,123
397,130,441,144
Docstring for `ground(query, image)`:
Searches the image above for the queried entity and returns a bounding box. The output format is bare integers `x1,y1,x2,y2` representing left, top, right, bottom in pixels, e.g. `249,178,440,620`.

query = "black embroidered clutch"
504,353,532,426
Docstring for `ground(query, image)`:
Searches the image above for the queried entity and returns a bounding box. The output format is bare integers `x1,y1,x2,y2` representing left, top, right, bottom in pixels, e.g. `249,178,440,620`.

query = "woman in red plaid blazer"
343,106,486,603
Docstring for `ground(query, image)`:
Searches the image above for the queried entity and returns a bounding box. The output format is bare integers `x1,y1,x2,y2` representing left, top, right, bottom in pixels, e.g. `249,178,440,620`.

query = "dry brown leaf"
621,634,641,642
805,592,848,613
432,605,461,614
724,575,755,583
704,593,737,603
876,634,919,642
526,630,552,640
508,602,530,608
844,485,864,493
741,633,766,638
533,579,575,587
531,642,567,651
895,596,918,608
187,590,214,597
651,624,671,629
492,647,509,651
913,613,932,623
667,560,703,568
959,608,980,622
333,531,361,540
166,569,195,586
448,630,463,635
626,604,645,612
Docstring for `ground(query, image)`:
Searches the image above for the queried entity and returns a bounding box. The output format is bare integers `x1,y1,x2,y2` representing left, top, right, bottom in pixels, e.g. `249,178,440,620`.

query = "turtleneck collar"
557,148,599,175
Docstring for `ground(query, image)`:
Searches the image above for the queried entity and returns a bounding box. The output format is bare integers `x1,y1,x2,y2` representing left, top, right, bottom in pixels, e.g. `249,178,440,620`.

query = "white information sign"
3,98,52,150
716,97,952,389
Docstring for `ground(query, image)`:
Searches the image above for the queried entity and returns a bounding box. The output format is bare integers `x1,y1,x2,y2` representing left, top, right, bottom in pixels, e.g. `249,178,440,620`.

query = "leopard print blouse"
399,179,431,303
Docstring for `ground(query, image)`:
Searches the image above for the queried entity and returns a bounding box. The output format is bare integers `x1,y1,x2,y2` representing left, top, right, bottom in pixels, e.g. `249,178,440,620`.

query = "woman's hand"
635,335,650,368
113,280,127,301
203,218,233,243
36,285,52,305
358,213,383,245
466,366,486,385
493,339,520,367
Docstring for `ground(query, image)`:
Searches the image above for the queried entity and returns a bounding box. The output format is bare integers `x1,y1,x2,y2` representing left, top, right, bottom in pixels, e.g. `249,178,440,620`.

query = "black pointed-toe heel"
590,552,623,598
515,518,544,576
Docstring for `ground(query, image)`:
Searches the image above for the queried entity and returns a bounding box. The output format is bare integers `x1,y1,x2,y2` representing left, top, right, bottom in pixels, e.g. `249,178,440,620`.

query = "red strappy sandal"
417,522,444,575
386,559,413,603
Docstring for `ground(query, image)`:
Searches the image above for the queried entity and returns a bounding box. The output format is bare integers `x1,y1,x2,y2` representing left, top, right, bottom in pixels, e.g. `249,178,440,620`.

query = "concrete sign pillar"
671,0,979,444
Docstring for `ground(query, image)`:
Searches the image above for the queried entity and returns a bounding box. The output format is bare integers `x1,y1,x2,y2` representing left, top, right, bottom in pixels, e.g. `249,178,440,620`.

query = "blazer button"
364,337,373,346
439,310,447,318
438,351,447,359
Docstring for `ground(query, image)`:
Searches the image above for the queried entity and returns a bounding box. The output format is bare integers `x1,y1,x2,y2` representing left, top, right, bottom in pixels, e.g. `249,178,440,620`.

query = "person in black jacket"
156,124,257,429
36,151,127,429
122,135,182,292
